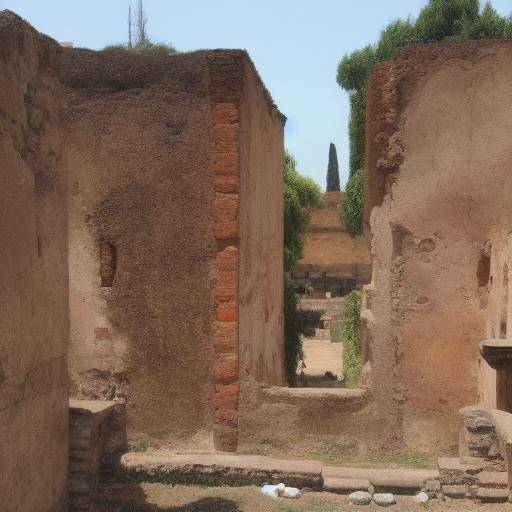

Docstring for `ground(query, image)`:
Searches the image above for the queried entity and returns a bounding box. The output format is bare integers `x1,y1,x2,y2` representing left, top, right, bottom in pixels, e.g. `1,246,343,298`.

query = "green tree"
342,169,365,237
415,0,480,42
376,18,418,61
466,2,507,38
337,45,376,93
326,143,341,192
284,152,321,271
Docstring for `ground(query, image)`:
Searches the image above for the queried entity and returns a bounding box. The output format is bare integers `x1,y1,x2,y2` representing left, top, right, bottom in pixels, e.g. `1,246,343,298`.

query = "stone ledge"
322,466,438,495
260,387,368,408
119,453,323,489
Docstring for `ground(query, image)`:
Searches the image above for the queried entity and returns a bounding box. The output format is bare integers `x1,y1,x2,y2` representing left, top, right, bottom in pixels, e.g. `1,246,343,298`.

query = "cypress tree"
326,142,341,192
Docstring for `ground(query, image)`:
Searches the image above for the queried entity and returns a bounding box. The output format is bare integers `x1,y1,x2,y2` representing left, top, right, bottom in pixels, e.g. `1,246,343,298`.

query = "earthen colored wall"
239,58,285,387
294,191,371,286
364,40,512,451
62,49,218,447
0,12,69,511
62,48,285,451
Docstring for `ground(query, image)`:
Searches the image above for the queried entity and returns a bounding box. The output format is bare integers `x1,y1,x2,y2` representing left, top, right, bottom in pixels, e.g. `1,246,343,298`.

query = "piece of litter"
261,484,280,498
283,487,301,498
261,483,301,499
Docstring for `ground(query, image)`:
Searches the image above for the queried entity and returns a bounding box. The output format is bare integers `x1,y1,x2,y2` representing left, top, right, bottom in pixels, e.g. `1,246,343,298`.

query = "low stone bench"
69,399,126,511
118,452,324,488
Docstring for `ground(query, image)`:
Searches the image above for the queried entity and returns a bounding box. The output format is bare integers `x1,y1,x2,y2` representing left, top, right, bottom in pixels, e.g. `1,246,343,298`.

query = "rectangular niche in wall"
100,241,117,287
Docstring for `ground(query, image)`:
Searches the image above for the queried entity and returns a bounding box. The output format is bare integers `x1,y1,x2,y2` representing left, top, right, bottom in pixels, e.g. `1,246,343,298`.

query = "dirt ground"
97,483,512,511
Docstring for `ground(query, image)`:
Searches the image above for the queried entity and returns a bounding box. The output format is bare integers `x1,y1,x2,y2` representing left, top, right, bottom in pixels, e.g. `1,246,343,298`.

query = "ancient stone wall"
293,191,371,295
238,57,285,386
61,48,285,451
0,11,69,511
364,40,512,452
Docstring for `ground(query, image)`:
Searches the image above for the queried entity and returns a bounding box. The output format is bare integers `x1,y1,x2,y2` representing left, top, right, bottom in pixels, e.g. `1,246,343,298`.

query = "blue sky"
4,0,511,189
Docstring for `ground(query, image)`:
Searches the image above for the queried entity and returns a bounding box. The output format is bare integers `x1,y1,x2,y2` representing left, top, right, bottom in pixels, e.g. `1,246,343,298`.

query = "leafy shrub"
283,152,321,272
415,0,480,42
342,169,365,237
376,18,418,61
337,45,376,92
342,292,362,388
348,91,367,178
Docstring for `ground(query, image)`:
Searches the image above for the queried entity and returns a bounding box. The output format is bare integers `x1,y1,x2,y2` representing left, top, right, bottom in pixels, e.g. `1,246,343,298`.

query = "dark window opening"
100,242,117,287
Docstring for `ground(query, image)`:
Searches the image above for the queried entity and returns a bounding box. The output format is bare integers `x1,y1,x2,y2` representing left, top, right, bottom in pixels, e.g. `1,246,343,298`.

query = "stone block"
441,484,468,498
459,405,500,459
476,487,509,502
323,477,371,494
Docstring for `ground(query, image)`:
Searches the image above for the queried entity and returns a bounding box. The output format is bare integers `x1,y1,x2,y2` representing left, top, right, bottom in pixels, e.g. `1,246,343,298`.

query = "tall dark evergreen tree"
326,143,341,192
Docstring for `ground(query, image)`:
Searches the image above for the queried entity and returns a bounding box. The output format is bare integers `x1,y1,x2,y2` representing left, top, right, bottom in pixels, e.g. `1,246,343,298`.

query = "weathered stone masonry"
61,48,285,452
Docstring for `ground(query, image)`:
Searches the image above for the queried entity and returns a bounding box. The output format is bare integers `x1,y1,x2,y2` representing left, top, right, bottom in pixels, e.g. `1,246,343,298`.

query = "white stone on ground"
348,491,372,505
373,493,396,506
415,491,429,503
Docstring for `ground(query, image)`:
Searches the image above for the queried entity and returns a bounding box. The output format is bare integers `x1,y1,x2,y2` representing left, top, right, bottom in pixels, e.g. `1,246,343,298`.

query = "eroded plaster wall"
0,12,68,511
365,40,512,451
62,49,286,452
238,57,285,387
294,191,371,288
61,49,217,447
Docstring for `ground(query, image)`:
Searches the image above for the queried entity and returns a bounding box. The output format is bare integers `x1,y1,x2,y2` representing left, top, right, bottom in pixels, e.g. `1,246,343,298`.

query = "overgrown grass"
127,471,258,488
341,291,362,387
131,439,150,453
309,445,436,469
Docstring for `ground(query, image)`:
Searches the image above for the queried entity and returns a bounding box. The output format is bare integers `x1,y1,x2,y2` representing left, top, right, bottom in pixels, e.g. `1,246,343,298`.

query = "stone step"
119,453,323,489
476,487,510,503
322,466,438,495
477,471,508,489
323,477,370,494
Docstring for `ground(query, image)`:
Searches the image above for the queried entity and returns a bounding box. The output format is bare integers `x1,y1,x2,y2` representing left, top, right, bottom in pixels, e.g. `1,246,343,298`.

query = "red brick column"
208,54,243,451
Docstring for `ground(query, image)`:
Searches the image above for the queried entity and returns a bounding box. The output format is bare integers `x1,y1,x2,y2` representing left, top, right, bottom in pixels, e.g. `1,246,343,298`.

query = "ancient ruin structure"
0,13,69,511
1,10,285,509
363,39,512,452
61,42,285,453
291,191,371,296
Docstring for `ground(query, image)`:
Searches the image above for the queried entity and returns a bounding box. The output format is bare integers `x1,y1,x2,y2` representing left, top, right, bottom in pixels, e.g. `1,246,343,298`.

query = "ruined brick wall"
61,49,218,448
0,11,69,511
62,49,285,451
294,191,371,289
364,40,512,452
